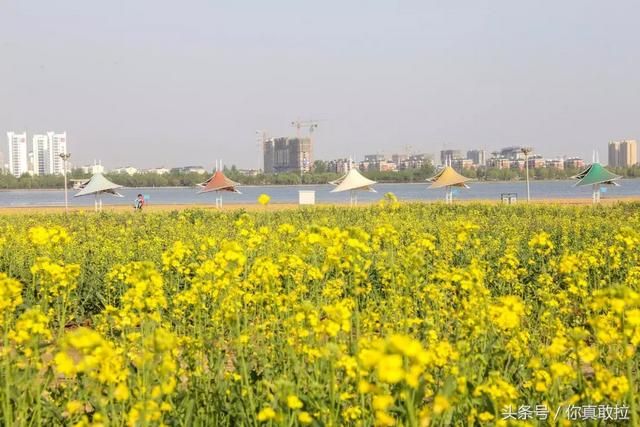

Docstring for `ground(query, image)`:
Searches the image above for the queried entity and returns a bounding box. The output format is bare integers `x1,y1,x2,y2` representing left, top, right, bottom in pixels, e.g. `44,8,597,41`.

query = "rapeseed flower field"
0,203,639,426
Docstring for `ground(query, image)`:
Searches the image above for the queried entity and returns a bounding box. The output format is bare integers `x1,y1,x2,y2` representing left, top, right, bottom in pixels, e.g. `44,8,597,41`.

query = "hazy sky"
1,0,639,169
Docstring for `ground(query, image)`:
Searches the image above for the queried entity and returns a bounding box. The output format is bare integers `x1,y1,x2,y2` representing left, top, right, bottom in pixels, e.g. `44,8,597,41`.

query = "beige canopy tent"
73,173,124,211
329,168,376,206
427,166,471,204
197,162,241,208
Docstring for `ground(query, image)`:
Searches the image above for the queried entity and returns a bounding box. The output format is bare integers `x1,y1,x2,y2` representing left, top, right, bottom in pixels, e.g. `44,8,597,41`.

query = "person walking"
134,194,145,211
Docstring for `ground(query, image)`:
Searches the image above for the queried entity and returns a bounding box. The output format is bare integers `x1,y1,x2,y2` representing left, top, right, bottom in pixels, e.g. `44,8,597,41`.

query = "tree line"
1,163,640,190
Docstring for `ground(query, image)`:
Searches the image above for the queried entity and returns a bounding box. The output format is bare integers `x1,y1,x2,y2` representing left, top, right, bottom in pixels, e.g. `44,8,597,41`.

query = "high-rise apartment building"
7,132,28,177
608,141,619,167
608,140,637,167
619,140,638,167
32,134,52,175
30,132,68,175
263,137,312,173
467,149,487,166
440,149,463,165
49,131,68,175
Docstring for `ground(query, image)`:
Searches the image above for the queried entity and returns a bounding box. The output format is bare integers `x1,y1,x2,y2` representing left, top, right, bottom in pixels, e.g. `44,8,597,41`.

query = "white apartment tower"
32,134,52,175
49,131,68,175
30,132,68,175
7,132,28,177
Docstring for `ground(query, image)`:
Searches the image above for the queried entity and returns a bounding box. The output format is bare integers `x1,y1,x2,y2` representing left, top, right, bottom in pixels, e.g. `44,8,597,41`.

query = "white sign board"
298,190,315,205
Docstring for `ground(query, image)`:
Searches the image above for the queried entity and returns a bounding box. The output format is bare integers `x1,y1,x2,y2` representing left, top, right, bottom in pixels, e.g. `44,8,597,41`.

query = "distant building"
146,167,170,175
510,160,525,170
364,154,386,163
112,166,138,175
467,149,487,166
391,154,408,164
80,162,106,175
263,137,312,174
526,155,545,169
619,140,638,167
357,155,388,172
499,146,526,161
452,158,473,170
32,134,52,176
398,154,433,170
48,132,68,175
545,159,564,170
237,169,260,176
608,141,619,167
374,160,397,172
440,149,463,165
327,158,355,174
7,132,28,177
564,157,585,169
487,157,511,169
171,166,207,174
608,140,637,167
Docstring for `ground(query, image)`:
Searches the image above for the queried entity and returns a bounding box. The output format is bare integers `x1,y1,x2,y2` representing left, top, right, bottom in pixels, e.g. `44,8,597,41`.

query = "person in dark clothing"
134,194,145,210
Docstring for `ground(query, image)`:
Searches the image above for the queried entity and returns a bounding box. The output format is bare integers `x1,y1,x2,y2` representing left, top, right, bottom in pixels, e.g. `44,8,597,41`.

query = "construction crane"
290,119,319,138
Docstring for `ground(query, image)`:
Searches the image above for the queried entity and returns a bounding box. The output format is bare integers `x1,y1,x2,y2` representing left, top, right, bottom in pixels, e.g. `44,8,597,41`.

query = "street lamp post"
59,153,71,213
521,147,532,202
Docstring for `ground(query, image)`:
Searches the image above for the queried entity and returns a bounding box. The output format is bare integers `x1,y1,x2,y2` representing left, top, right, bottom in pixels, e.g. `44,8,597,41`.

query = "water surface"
1,180,639,207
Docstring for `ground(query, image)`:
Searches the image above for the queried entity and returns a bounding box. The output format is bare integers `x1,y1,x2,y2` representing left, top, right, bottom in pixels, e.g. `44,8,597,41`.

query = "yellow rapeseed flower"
287,395,303,409
257,407,276,422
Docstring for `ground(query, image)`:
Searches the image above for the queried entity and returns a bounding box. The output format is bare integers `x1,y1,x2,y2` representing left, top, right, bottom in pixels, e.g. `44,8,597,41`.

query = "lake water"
1,180,639,207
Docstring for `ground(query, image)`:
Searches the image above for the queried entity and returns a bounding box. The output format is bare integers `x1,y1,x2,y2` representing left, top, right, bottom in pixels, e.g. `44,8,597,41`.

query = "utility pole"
59,152,71,213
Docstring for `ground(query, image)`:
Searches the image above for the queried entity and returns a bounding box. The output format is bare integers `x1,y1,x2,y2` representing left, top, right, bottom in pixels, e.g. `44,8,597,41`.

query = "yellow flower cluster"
31,257,80,300
28,225,70,246
54,327,126,384
0,273,23,324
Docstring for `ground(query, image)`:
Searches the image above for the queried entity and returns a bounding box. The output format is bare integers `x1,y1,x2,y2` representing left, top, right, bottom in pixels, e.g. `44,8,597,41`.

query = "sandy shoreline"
0,196,639,215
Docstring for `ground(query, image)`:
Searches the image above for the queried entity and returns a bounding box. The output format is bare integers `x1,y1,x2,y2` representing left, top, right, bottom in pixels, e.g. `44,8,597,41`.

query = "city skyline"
2,129,638,175
1,1,639,169
1,126,637,172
